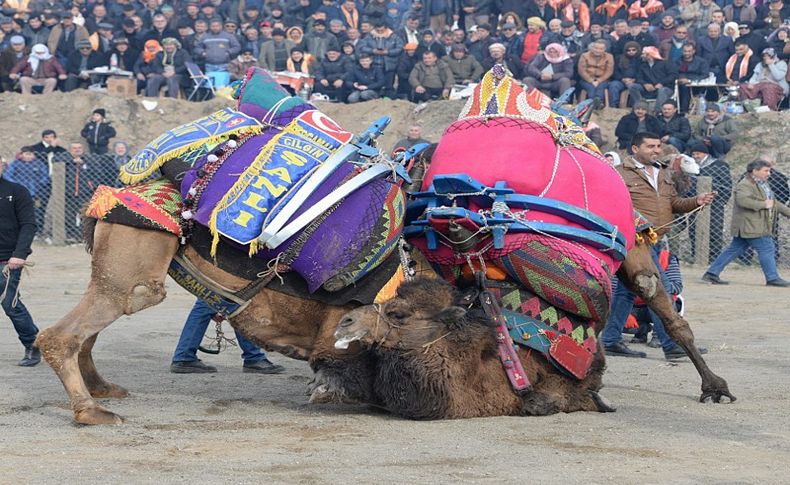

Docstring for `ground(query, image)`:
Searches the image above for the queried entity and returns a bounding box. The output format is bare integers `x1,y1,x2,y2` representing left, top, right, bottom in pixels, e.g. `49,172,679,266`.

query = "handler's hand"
697,192,716,206
6,257,25,270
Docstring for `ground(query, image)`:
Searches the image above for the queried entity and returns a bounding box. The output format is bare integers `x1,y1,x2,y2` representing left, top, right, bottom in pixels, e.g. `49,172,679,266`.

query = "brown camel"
35,219,358,425
331,239,735,419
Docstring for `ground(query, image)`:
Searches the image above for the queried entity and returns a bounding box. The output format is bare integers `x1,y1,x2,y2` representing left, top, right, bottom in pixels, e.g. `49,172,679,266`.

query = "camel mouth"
334,328,368,349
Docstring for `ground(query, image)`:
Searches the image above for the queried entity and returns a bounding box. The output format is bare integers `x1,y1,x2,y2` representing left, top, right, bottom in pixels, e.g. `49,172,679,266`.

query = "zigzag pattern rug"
84,179,182,236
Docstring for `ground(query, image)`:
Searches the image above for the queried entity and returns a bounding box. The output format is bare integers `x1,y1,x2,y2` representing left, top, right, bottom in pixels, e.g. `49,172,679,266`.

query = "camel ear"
434,306,468,330
396,278,455,314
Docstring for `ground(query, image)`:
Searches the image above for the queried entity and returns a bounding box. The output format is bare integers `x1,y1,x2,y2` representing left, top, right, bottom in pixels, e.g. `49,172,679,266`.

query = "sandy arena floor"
1,244,788,483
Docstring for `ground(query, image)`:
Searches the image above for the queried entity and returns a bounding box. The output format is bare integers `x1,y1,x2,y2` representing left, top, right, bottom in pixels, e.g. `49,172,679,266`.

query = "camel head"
334,278,475,352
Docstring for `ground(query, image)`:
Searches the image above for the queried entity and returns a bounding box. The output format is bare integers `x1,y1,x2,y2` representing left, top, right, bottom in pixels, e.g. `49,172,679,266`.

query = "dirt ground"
1,244,789,483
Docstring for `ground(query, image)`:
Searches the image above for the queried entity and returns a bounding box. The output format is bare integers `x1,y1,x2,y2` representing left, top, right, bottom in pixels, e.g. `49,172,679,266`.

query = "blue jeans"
172,299,266,364
706,236,779,282
607,80,626,108
601,244,677,352
578,80,609,102
665,136,686,152
1,265,39,349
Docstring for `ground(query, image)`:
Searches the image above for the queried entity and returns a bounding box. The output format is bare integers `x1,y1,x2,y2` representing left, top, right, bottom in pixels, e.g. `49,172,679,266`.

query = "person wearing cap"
692,103,737,157
686,141,732,261
258,27,294,71
195,18,241,73
519,17,546,65
737,21,767,56
141,13,178,45
146,37,191,97
723,0,757,25
92,21,116,53
443,42,483,84
223,18,240,41
313,44,350,101
614,100,662,149
304,18,340,61
0,34,28,91
524,42,573,97
227,46,257,80
80,108,117,155
358,20,403,97
63,38,107,91
46,10,89,65
467,22,495,63
414,28,445,60
482,41,524,77
627,44,676,112
499,21,524,58
9,43,65,94
739,47,789,110
108,36,138,71
21,14,51,47
697,22,734,82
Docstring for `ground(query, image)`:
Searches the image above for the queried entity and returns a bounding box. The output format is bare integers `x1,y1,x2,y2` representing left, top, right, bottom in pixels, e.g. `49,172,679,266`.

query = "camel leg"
36,223,178,424
618,241,735,403
79,334,129,399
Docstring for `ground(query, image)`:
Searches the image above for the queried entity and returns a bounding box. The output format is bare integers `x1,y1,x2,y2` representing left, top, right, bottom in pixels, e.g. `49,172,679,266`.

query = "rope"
538,144,562,197
0,262,35,309
651,203,708,235
256,252,285,285
564,148,590,210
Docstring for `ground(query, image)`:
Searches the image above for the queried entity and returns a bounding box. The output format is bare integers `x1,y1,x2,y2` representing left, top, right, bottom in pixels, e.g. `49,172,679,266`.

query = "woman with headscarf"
133,39,162,95
766,26,790,61
739,47,788,111
607,40,641,107
286,26,305,51
523,42,573,97
723,21,740,41
521,17,546,65
8,43,66,94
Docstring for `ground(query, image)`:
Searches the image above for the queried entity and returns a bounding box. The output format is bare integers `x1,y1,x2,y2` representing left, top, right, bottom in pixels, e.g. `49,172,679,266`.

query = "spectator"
341,39,356,62
415,28,445,60
702,160,790,287
195,18,241,73
110,141,130,186
3,146,50,235
524,43,574,97
80,108,116,155
30,129,67,169
628,45,676,111
740,47,789,111
525,0,561,26
608,40,641,107
520,17,547,65
737,22,767,55
395,42,419,99
483,41,523,78
614,18,656,57
345,53,384,103
9,43,66,94
59,142,102,241
0,157,41,367
93,22,116,54
674,43,709,113
614,100,663,149
134,39,163,96
304,19,338,60
653,13,678,45
563,0,592,32
0,35,28,91
314,45,350,101
657,101,692,152
286,46,312,76
659,23,691,62
108,37,138,72
686,0,722,33
63,39,107,91
120,18,144,53
723,0,757,24
468,23,496,63
766,26,790,61
693,103,737,158
339,0,361,30
358,20,403,97
697,22,734,82
688,142,733,261
725,39,758,88
577,40,615,103
460,0,493,31
583,22,614,52
409,49,454,101
22,14,51,48
497,12,524,34
602,131,714,359
594,0,629,32
557,20,585,57
239,25,262,59
397,14,421,46
259,28,295,71
499,21,524,59
392,125,430,153
756,0,790,32
444,43,483,84
170,299,285,374
47,12,89,65
723,21,740,42
228,47,259,81
141,13,179,45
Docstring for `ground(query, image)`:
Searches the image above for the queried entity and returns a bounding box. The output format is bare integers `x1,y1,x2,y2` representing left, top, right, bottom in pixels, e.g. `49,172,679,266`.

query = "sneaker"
170,359,217,373
242,359,285,374
766,278,790,287
701,273,729,285
18,347,41,367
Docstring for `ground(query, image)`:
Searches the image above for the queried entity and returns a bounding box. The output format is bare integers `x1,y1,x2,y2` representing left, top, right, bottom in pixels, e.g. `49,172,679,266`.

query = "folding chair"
186,62,215,101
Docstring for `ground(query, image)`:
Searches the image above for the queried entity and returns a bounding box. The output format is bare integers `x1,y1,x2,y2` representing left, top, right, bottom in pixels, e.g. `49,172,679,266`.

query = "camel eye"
386,308,409,320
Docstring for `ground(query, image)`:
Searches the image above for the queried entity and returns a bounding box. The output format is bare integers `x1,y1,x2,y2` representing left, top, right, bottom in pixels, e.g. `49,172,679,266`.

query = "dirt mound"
1,91,785,173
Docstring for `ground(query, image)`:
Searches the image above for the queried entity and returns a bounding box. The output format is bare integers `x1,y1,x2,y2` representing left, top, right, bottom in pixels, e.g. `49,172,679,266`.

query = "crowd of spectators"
0,0,788,106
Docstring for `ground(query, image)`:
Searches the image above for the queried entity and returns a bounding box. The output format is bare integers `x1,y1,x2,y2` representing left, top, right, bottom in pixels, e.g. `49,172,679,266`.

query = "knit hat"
689,143,708,154
10,35,25,45
76,39,92,49
272,27,286,37
93,108,106,117
705,103,721,112
488,42,506,53
560,20,575,28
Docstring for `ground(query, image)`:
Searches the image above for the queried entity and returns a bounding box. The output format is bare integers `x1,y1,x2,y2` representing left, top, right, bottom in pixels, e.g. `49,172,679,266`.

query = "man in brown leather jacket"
601,131,715,359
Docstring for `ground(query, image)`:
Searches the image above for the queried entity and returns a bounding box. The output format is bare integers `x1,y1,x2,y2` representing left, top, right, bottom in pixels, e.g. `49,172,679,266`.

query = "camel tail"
82,213,98,254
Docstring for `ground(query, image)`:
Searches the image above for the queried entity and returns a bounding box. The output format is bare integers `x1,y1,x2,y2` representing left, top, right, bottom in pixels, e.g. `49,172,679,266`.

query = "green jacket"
731,176,790,238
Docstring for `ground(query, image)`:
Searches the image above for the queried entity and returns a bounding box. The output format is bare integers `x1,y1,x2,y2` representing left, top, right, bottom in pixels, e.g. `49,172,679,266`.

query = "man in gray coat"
194,18,241,72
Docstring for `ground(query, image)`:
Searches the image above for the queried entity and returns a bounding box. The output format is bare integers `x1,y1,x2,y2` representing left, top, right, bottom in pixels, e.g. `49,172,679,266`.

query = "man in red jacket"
9,44,66,94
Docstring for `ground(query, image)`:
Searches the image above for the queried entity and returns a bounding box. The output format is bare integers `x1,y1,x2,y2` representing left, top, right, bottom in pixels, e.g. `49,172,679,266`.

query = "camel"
331,239,736,418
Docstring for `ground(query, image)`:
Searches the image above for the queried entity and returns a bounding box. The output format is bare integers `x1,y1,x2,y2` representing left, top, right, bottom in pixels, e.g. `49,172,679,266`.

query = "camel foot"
589,390,617,413
88,383,129,399
74,405,124,425
700,389,736,404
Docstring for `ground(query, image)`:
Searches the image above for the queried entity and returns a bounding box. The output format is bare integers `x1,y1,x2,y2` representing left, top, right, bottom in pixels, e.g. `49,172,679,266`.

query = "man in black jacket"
0,158,40,367
674,43,710,113
627,45,677,112
314,46,350,101
688,142,733,261
657,101,692,152
80,108,117,155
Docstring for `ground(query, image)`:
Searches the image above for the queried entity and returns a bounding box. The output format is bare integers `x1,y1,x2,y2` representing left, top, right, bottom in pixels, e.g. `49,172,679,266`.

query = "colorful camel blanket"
84,179,182,236
410,66,635,322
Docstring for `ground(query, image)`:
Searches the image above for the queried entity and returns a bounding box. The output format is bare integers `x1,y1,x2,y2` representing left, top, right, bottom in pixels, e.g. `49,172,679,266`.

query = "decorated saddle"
405,66,637,382
109,67,423,297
